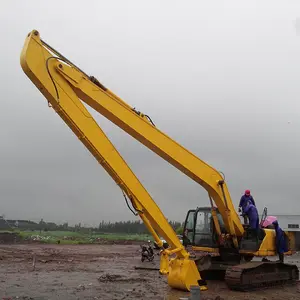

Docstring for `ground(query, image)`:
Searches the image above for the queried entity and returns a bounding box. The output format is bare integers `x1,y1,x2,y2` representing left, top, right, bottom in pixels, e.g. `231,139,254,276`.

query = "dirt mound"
98,273,147,283
0,232,21,244
98,274,123,282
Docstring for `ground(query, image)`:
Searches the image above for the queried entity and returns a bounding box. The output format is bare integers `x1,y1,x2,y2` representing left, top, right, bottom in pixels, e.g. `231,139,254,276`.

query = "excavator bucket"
167,257,208,291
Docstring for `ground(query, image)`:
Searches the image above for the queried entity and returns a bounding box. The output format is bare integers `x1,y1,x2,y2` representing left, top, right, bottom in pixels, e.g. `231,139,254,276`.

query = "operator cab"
183,206,265,252
182,207,226,248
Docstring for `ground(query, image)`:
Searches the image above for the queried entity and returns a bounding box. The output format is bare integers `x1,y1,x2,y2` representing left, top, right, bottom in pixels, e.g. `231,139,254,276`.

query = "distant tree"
63,222,68,230
175,226,183,235
39,218,45,233
1,216,183,236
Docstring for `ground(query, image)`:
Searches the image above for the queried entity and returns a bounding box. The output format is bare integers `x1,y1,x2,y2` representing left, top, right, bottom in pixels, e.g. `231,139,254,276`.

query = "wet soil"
0,244,299,299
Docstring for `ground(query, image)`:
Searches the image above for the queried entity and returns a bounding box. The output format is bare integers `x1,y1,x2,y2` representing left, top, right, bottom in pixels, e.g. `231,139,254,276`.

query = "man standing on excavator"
238,190,256,225
243,201,259,231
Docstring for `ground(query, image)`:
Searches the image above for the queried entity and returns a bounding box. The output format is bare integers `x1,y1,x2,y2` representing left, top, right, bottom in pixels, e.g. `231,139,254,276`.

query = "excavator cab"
182,207,226,248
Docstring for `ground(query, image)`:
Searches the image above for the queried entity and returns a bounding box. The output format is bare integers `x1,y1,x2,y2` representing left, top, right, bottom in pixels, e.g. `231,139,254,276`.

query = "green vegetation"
1,229,153,245
175,226,183,235
0,218,184,245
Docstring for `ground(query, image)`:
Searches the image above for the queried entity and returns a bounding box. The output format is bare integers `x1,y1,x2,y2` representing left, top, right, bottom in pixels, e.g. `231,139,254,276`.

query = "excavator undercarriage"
225,261,299,291
189,247,299,291
192,250,299,291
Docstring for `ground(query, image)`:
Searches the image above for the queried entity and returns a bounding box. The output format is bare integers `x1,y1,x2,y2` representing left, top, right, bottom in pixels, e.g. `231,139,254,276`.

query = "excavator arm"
20,30,207,292
21,30,244,245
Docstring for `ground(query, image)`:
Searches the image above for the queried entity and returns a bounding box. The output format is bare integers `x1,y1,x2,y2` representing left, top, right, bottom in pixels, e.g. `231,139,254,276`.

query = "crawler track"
225,261,299,291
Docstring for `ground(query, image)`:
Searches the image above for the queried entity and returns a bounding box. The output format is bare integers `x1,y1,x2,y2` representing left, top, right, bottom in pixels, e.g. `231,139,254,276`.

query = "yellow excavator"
20,30,299,292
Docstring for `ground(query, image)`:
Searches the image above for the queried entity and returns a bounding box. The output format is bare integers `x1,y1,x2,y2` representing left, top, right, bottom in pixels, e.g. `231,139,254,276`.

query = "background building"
268,214,300,250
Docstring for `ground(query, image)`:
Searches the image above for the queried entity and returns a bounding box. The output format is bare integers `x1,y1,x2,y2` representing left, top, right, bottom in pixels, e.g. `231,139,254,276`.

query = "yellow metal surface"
159,251,170,275
211,208,222,237
168,257,207,291
254,229,276,256
20,30,206,292
286,231,296,251
240,229,293,257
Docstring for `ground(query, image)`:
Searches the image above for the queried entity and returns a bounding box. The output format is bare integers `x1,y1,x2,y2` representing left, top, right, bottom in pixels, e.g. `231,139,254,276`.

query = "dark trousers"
278,253,284,263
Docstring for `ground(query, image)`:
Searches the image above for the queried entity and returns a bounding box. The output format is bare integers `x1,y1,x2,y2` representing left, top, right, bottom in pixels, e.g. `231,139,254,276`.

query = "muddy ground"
0,244,300,300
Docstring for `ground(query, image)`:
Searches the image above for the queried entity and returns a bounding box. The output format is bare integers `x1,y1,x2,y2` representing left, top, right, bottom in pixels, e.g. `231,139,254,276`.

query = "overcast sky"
1,1,300,226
